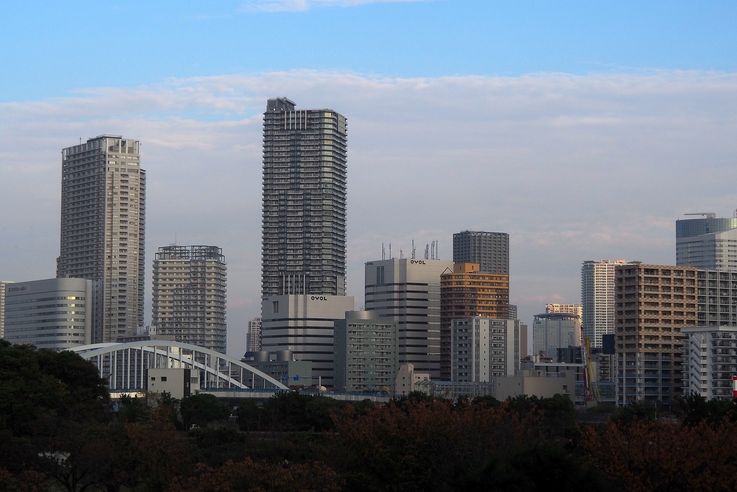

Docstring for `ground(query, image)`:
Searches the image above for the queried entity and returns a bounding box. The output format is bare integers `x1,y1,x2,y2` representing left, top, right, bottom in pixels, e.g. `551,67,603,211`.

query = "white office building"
4,278,95,350
677,213,737,271
261,294,354,387
365,257,454,379
581,259,628,348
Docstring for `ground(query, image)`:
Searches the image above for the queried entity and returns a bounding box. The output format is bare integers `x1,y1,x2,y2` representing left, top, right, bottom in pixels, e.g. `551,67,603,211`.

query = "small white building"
395,363,431,397
147,368,200,400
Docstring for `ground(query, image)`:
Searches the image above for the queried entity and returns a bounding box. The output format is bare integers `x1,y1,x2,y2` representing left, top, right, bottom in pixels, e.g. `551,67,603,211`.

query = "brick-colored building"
440,263,509,380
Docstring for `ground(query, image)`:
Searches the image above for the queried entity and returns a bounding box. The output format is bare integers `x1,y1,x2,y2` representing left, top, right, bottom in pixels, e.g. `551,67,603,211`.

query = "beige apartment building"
57,136,145,342
615,263,698,405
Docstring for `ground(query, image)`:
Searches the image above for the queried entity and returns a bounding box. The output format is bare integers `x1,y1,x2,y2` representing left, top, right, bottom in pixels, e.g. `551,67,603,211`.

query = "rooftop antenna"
382,243,386,260
400,249,404,259
389,243,392,259
436,240,439,259
425,243,430,260
431,241,435,260
411,240,416,259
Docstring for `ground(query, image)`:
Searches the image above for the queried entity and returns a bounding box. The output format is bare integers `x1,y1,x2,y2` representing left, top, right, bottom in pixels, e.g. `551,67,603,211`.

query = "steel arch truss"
69,340,289,391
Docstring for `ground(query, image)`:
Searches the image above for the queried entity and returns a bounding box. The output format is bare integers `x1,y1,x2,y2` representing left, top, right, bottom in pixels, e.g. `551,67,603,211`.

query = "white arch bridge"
70,340,289,392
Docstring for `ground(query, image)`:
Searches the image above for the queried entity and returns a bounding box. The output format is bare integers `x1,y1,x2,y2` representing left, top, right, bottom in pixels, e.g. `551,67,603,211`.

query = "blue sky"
2,0,737,354
2,0,736,101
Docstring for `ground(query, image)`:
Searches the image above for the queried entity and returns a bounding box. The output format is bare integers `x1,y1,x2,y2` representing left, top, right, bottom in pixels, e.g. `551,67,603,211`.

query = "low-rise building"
395,363,431,397
4,278,95,350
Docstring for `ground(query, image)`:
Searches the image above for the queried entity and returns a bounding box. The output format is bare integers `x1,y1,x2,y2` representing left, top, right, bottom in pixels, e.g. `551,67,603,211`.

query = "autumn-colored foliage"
3,340,737,491
583,418,737,492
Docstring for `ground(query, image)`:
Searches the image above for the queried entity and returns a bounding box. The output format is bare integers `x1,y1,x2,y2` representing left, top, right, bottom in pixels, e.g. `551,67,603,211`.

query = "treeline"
2,340,737,491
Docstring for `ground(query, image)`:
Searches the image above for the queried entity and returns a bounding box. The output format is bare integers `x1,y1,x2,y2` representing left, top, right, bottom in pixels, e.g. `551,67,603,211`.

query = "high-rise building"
0,281,11,338
334,310,398,392
440,262,509,379
57,136,145,343
365,257,454,379
581,259,628,348
152,245,227,353
508,304,518,321
4,278,95,350
615,263,698,406
261,294,355,387
532,313,581,361
453,231,509,274
450,317,525,383
246,317,262,353
545,303,582,320
676,213,737,271
682,326,737,401
261,98,347,297
697,270,737,326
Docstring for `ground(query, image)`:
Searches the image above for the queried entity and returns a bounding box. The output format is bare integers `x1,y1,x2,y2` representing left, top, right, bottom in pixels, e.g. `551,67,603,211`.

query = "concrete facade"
532,313,581,361
147,368,199,400
582,259,628,348
682,326,737,400
545,303,582,320
261,98,348,297
440,262,509,379
450,317,524,383
261,294,355,387
0,281,11,338
452,230,509,274
697,270,737,326
152,245,227,353
57,136,145,342
365,257,454,379
246,317,262,353
615,263,698,405
334,310,398,392
394,363,431,397
4,278,94,350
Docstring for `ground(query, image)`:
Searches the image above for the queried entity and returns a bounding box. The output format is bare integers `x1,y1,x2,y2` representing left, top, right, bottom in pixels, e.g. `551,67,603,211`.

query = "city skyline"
2,2,737,357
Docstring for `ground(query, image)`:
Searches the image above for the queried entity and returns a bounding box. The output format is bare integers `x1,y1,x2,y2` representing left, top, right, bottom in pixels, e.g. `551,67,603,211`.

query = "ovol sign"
410,260,426,265
310,296,328,301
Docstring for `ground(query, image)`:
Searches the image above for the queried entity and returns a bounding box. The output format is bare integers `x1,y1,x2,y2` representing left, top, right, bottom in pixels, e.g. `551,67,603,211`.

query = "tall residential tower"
453,231,509,274
57,136,145,342
261,98,347,297
260,98,353,386
152,245,227,353
581,259,627,348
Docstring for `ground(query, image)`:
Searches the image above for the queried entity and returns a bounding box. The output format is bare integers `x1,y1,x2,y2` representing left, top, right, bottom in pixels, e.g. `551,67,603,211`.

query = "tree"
180,394,230,429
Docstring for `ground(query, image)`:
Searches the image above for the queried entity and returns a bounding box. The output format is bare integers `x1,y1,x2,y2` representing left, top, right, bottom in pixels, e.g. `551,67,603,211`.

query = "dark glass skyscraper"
261,98,347,297
452,231,509,274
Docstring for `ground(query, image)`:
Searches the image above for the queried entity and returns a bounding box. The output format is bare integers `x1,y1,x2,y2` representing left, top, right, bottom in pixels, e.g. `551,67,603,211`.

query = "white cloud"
1,69,737,355
240,0,425,13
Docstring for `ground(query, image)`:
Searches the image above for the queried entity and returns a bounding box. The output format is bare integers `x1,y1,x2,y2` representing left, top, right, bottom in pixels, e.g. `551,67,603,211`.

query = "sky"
1,0,737,356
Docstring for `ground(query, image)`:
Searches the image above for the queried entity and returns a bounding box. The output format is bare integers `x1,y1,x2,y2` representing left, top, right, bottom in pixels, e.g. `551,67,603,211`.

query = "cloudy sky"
1,1,737,356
